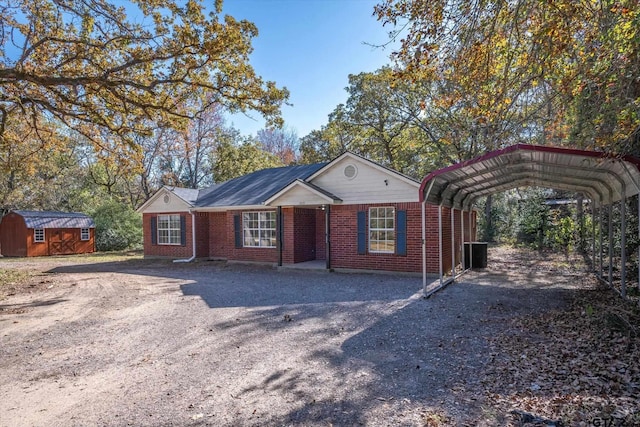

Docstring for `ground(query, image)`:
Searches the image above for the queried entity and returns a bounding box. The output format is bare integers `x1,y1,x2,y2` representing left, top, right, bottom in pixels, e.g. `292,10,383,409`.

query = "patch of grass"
0,250,144,265
0,269,31,286
0,269,34,300
59,249,145,263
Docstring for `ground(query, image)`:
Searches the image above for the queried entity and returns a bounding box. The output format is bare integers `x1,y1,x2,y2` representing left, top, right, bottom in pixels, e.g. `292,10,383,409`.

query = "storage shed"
0,210,95,257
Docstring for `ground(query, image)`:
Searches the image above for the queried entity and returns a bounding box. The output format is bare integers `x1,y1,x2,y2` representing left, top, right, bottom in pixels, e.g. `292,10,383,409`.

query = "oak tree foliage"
0,0,289,160
374,0,640,153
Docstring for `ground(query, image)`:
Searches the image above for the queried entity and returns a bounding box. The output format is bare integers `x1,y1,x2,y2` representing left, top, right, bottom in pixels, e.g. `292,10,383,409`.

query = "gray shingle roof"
166,187,200,205
12,210,95,229
194,163,326,208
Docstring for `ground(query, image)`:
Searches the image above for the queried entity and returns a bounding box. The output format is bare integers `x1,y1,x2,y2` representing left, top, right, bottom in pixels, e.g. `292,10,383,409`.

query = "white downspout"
174,210,197,263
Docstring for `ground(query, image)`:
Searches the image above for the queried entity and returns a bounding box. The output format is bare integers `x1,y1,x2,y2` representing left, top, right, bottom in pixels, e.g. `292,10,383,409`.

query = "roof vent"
344,164,357,179
163,194,170,204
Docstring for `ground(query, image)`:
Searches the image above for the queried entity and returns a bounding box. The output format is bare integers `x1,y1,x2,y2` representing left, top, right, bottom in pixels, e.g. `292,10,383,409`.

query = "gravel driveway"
0,249,588,426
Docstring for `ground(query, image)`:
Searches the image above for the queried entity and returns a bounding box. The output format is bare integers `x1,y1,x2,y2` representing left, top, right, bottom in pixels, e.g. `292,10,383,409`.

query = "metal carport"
419,144,640,298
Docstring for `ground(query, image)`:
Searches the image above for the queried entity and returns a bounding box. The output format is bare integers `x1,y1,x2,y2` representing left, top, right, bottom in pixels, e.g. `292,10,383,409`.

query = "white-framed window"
80,228,90,241
34,228,45,243
157,214,181,245
243,211,276,248
369,207,395,253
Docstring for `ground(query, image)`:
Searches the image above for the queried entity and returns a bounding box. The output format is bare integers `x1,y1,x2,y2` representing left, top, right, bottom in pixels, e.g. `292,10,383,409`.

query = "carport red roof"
419,144,640,209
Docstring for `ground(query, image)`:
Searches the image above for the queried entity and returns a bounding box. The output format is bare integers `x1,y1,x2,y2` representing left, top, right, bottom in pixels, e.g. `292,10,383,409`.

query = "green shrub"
91,201,142,251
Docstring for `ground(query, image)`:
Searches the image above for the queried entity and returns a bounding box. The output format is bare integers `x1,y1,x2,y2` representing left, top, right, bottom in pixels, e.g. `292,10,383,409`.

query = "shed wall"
0,213,28,256
29,228,95,257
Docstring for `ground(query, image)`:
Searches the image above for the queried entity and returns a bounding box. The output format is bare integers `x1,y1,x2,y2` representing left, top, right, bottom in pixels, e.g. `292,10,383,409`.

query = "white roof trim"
264,180,341,206
136,186,194,213
192,205,273,212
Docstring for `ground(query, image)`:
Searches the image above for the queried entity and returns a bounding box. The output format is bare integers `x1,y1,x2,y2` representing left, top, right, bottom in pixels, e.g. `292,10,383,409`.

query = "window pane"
369,206,395,253
34,229,45,242
242,211,276,247
157,215,181,245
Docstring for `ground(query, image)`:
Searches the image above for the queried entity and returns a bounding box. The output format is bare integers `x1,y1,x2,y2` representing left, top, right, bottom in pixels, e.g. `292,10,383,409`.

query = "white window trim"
243,211,276,248
34,228,45,243
80,228,90,241
369,207,395,254
157,214,181,246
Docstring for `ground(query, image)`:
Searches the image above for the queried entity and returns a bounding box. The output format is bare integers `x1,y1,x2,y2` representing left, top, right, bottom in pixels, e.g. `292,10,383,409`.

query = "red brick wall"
208,212,228,259
329,203,424,273
142,212,193,258
282,207,293,263
328,203,472,274
195,212,210,258
225,210,278,263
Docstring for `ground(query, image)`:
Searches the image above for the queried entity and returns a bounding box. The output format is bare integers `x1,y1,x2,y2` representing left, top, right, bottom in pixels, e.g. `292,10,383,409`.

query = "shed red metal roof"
419,144,640,209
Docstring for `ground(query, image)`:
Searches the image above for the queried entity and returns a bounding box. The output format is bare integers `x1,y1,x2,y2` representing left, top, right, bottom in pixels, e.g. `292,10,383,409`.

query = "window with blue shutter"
180,215,187,246
151,217,157,245
357,211,366,255
396,210,407,256
234,214,242,248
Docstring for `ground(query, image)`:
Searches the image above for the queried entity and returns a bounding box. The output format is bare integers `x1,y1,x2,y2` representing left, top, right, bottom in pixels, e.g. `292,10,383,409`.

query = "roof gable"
265,179,342,206
307,152,420,204
136,186,195,213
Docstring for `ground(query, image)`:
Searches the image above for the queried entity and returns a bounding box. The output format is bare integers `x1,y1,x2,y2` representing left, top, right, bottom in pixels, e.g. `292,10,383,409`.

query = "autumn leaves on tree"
0,0,290,209
1,0,639,215
374,0,640,156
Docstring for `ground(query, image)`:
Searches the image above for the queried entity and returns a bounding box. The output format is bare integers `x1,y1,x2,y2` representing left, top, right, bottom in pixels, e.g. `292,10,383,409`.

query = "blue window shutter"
397,210,407,256
357,211,366,255
180,215,187,246
234,214,242,248
151,217,157,245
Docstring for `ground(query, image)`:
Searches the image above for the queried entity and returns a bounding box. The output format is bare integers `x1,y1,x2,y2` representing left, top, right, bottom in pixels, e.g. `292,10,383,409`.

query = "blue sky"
222,0,396,138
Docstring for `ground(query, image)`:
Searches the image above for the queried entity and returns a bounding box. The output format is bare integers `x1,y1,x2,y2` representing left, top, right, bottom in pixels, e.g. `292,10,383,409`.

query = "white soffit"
420,144,640,209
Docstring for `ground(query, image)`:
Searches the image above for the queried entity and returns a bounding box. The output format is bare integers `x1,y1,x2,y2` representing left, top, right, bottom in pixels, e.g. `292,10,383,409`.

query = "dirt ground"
0,247,638,426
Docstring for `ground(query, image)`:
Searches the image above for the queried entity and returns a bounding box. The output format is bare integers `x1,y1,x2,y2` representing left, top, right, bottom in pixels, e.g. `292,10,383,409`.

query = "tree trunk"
484,194,493,242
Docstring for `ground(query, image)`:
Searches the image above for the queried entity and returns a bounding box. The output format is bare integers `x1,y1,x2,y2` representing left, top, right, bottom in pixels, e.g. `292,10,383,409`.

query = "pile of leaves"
480,283,640,426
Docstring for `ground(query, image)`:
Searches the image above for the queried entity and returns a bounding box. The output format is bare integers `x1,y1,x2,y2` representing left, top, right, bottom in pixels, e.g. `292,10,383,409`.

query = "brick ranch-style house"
137,152,476,274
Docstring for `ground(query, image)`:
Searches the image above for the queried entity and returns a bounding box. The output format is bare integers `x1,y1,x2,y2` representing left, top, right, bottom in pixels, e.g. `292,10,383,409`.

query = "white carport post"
421,200,427,295
608,204,614,288
468,205,473,269
620,161,640,292
422,180,435,296
461,208,466,272
591,201,596,272
599,205,604,279
621,194,627,298
450,207,455,279
438,204,444,286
